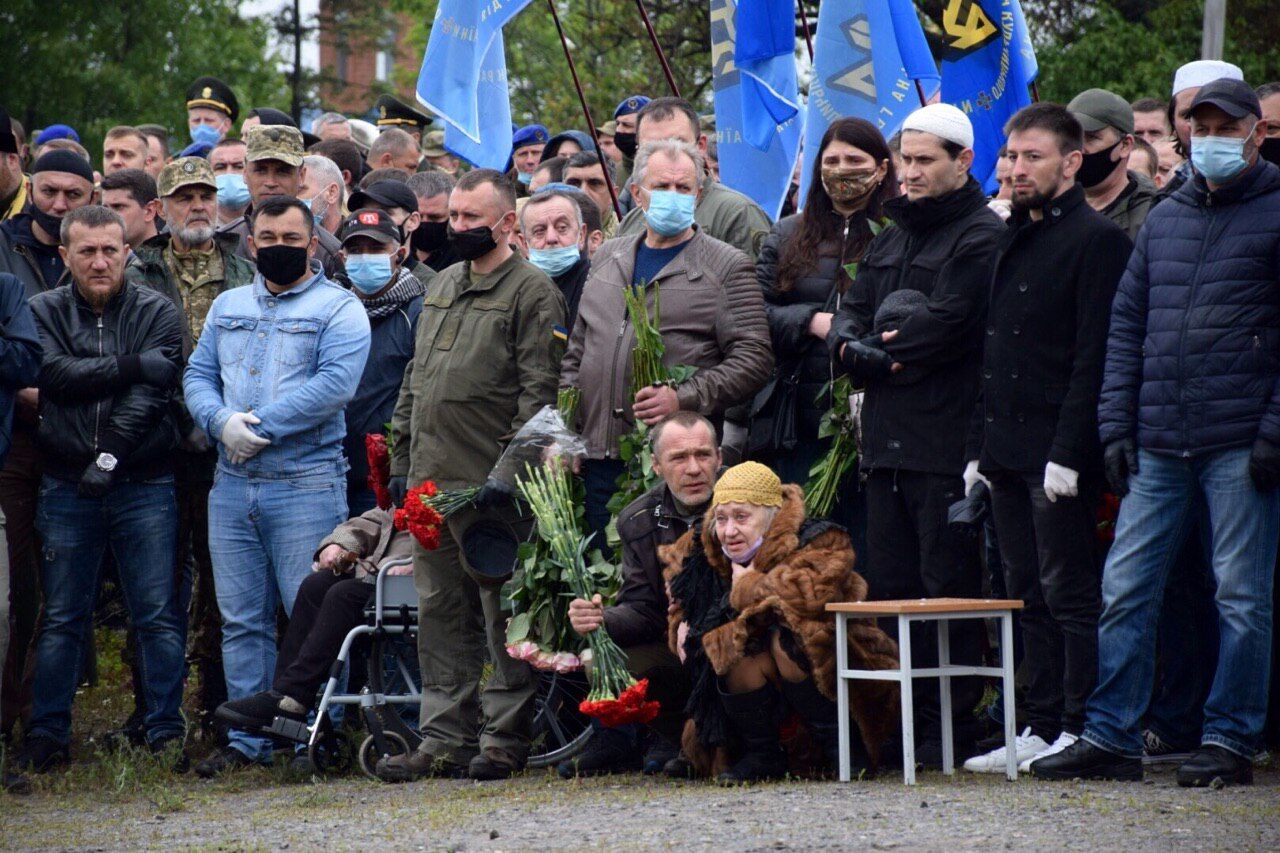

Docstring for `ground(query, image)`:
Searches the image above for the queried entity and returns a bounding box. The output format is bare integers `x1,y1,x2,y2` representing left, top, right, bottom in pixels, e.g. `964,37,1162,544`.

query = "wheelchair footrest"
268,716,312,743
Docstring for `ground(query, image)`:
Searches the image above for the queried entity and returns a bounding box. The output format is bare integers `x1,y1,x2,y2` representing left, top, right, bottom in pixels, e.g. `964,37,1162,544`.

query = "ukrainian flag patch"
552,324,569,342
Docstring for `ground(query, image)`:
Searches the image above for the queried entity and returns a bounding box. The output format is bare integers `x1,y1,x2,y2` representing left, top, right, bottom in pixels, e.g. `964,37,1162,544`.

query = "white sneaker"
963,728,1050,773
1020,731,1078,771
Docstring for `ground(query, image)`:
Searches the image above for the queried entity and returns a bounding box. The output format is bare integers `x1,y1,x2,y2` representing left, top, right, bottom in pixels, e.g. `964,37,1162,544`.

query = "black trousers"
987,467,1101,740
862,468,984,744
273,572,373,706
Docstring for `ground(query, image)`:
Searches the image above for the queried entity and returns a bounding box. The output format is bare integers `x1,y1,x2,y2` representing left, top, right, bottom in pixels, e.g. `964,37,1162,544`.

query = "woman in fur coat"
662,462,899,783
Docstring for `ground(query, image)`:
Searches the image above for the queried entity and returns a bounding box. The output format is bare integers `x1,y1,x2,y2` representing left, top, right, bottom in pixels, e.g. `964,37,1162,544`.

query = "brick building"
316,2,419,116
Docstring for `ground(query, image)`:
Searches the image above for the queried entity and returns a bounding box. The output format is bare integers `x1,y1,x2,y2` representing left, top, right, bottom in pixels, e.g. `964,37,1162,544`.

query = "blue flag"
416,0,532,170
710,0,802,219
734,0,800,151
799,0,940,202
939,0,1038,191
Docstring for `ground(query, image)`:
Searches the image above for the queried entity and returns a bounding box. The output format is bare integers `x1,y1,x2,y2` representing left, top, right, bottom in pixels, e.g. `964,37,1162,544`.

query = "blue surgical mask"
642,189,696,237
528,244,581,277
1191,128,1254,183
215,173,251,208
517,171,533,186
190,124,222,147
722,536,765,566
345,253,395,294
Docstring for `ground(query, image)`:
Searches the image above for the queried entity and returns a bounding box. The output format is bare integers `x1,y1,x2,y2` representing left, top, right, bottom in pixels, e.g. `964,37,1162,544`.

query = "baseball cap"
348,180,419,215
1068,88,1134,134
422,130,446,158
244,125,304,166
338,208,402,246
157,157,218,197
1189,77,1262,120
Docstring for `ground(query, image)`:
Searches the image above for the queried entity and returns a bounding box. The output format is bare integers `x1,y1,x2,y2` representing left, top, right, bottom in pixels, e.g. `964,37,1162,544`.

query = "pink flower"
551,651,582,673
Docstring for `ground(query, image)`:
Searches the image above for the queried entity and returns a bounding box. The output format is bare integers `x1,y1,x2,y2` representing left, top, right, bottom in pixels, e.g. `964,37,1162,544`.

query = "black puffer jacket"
30,280,184,482
757,213,872,441
828,178,1004,476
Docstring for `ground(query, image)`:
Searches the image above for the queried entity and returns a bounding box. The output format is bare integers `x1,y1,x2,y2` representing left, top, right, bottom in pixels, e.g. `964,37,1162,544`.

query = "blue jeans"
29,476,184,746
208,469,347,761
583,459,625,550
1084,448,1279,758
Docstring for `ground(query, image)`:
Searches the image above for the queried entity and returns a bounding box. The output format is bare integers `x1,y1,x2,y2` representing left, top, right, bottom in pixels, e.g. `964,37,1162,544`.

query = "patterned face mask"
820,168,881,204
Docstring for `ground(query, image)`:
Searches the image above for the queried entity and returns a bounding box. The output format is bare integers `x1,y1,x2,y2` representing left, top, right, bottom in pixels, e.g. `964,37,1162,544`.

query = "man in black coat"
828,104,1005,763
962,104,1133,774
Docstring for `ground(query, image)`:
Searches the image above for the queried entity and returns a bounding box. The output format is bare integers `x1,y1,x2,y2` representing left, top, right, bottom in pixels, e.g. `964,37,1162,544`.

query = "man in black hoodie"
829,103,1004,765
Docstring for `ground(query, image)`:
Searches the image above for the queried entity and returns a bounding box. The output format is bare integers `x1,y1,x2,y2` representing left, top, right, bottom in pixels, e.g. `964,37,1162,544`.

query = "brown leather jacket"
315,507,414,583
560,229,773,459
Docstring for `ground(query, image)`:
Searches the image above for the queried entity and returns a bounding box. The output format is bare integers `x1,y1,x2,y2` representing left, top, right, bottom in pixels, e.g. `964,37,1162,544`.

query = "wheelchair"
259,555,592,777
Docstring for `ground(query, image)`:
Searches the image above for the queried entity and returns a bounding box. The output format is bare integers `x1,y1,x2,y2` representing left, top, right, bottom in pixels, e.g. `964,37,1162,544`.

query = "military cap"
244,125,304,167
35,124,79,145
422,129,447,157
512,124,550,151
599,120,617,138
186,76,239,123
1068,88,1134,135
375,95,432,132
157,157,217,197
248,107,320,149
699,113,717,134
613,95,651,119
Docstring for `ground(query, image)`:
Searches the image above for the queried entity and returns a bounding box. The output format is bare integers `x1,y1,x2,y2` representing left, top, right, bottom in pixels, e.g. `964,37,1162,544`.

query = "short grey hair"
303,154,346,208
520,188,584,232
632,139,705,190
406,170,456,201
60,204,126,245
369,127,418,161
313,112,349,131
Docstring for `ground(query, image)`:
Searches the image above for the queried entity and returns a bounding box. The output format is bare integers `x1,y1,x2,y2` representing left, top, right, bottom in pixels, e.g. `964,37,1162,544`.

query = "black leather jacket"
29,279,184,482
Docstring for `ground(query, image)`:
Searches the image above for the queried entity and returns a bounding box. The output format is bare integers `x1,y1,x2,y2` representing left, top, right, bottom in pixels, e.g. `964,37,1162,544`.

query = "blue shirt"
631,237,692,289
183,265,371,479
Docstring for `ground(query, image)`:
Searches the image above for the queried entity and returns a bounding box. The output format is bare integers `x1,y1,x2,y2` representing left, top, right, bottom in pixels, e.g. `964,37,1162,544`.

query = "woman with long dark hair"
753,118,897,563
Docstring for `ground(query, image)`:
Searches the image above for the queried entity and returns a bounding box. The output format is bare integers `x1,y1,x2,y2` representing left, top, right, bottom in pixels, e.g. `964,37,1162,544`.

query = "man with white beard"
126,156,257,741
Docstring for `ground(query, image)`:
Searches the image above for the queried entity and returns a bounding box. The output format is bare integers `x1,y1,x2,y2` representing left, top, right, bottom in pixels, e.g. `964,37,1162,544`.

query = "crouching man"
558,412,719,777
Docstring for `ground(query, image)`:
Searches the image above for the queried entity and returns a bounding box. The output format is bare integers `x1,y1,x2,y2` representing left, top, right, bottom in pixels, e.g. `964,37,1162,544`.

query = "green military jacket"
616,177,772,258
390,252,567,489
1099,171,1158,242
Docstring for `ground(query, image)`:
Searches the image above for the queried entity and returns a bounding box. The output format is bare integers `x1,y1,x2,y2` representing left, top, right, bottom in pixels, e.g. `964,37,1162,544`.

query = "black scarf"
356,266,425,321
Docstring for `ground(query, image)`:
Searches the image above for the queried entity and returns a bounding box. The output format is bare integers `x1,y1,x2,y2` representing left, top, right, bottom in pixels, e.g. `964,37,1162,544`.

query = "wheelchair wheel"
526,670,593,768
307,720,353,776
357,730,411,779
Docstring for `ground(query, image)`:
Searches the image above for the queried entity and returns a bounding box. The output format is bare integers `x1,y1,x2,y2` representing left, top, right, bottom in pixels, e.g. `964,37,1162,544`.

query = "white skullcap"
901,103,974,149
1172,60,1244,95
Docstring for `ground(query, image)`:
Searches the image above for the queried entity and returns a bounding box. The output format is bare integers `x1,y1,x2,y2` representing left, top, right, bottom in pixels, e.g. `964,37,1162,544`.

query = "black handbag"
746,357,804,456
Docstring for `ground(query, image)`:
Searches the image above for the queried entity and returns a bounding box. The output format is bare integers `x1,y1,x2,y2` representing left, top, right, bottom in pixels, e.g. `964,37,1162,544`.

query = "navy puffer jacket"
1098,159,1280,454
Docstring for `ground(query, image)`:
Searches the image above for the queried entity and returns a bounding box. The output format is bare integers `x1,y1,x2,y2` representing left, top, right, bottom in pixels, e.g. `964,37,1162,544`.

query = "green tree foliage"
0,0,288,162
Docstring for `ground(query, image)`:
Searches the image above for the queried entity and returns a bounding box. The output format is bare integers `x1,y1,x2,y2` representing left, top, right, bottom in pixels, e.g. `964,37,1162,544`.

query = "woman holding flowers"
662,463,898,783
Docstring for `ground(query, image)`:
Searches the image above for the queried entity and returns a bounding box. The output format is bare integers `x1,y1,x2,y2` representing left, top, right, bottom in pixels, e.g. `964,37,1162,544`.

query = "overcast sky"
241,0,321,72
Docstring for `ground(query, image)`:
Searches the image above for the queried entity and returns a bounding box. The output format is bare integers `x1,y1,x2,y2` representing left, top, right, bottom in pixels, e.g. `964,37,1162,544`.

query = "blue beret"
613,96,651,120
512,124,550,149
35,124,80,145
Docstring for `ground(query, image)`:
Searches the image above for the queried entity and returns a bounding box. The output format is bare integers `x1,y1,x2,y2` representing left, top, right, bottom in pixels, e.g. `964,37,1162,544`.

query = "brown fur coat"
661,484,899,776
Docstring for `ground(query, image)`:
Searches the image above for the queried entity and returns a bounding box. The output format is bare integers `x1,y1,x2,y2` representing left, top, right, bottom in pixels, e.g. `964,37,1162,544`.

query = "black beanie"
33,149,95,184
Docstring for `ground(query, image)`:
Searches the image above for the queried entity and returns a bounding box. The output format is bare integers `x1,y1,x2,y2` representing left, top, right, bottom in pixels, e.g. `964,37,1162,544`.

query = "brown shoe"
468,747,522,781
375,749,469,783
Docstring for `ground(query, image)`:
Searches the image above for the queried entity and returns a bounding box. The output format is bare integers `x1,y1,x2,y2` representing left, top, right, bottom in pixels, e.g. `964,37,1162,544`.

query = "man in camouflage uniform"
378,169,566,783
127,157,255,739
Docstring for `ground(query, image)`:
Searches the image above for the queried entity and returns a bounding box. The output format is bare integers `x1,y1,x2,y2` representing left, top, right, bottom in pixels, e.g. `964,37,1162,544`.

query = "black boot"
716,684,788,784
779,677,871,778
1177,745,1253,788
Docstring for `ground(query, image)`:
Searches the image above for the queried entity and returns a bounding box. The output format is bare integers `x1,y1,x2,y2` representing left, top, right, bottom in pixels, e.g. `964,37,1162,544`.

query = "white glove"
1043,461,1079,503
962,460,989,497
221,412,270,465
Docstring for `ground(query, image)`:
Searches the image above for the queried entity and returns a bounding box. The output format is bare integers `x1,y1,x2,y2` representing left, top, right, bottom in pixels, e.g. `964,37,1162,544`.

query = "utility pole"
1202,0,1226,60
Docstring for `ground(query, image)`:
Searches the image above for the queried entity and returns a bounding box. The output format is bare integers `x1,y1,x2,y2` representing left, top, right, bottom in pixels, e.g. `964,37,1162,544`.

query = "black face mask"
28,204,63,240
447,223,498,261
1261,137,1280,167
1077,140,1123,188
255,244,310,286
614,131,638,160
412,219,449,254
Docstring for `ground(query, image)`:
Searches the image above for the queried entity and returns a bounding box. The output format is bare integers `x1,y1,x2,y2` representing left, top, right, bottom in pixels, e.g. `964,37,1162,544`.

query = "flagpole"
545,0,623,219
797,1,815,62
914,81,928,106
1029,82,1041,102
633,0,681,97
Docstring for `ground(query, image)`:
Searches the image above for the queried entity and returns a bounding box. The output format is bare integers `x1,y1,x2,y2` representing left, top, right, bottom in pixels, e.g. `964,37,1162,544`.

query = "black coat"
554,255,591,333
971,184,1132,475
829,178,1004,476
757,213,870,441
29,279,184,482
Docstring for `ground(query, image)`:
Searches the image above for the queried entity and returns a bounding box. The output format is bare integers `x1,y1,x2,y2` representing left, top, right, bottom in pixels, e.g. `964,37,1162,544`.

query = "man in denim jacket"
183,196,370,776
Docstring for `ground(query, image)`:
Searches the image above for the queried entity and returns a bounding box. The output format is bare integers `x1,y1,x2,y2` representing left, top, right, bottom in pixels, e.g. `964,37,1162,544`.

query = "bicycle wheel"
526,670,593,768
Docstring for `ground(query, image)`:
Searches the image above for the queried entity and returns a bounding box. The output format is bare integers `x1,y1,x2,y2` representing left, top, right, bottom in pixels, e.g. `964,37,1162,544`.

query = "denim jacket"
183,264,371,479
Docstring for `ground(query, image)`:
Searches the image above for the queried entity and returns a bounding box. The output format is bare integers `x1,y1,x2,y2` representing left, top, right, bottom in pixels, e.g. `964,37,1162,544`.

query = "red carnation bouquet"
365,433,393,510
518,462,659,728
394,481,445,551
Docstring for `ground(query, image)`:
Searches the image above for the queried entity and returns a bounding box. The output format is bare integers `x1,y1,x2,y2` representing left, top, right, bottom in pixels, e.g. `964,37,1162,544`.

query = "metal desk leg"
1001,611,1017,781
937,616,953,775
836,612,851,782
899,613,915,785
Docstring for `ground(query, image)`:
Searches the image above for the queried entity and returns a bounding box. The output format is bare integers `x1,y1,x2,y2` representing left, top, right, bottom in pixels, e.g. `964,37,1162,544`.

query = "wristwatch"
95,452,118,472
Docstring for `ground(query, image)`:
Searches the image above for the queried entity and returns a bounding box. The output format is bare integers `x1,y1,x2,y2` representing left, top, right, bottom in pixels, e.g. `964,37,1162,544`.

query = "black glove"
1249,437,1280,492
387,476,407,506
836,336,895,381
1103,438,1138,498
78,462,115,499
473,477,516,509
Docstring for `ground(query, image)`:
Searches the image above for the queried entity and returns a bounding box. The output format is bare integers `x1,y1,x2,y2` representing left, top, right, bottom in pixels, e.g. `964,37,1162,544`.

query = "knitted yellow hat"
711,462,783,509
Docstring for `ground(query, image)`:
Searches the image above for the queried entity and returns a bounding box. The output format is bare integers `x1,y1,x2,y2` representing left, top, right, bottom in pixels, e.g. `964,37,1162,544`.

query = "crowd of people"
1,55,1279,796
